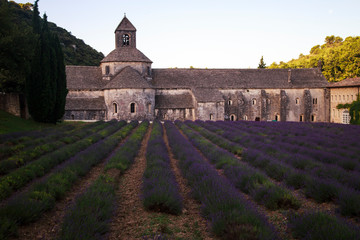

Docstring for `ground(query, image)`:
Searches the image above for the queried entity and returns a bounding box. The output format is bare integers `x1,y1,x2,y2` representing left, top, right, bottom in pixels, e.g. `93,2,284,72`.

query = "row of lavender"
198,120,360,218
227,121,360,171
142,120,183,215
0,120,122,201
164,121,278,239
59,121,149,239
177,121,300,211
185,120,359,239
0,121,137,239
0,121,109,175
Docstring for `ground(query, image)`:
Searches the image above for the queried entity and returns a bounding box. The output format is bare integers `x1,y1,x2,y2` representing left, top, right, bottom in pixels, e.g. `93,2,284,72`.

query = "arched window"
122,34,129,46
295,98,300,105
243,115,248,120
300,115,304,122
113,103,118,113
210,114,214,120
130,102,136,113
71,114,74,120
105,66,110,75
252,98,257,105
230,114,236,121
311,114,316,122
275,114,280,121
228,100,232,106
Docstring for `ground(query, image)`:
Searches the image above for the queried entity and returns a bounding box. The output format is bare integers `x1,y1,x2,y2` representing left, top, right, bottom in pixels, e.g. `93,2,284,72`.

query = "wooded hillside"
0,0,104,93
269,36,360,82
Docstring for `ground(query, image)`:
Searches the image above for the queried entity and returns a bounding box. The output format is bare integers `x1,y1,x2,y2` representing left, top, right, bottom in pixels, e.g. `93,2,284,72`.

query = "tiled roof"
66,66,104,90
103,66,153,89
151,68,328,89
328,77,360,88
192,88,224,102
115,16,136,32
101,47,152,63
155,93,194,109
65,97,106,110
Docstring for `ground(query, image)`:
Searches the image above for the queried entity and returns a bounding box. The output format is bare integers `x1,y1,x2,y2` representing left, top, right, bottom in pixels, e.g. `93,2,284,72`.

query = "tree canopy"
269,35,360,82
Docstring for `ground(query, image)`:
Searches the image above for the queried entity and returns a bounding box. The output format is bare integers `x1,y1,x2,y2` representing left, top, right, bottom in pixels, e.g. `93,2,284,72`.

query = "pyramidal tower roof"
115,15,136,32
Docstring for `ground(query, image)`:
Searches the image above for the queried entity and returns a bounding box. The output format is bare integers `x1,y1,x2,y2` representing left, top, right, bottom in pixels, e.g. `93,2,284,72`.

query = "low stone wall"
0,93,28,118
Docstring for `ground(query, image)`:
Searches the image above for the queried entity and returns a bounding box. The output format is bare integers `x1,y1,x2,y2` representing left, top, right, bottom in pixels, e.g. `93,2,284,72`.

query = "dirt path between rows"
108,125,152,239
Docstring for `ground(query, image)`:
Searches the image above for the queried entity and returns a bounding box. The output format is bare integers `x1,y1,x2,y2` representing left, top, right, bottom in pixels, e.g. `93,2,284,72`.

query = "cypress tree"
26,2,67,123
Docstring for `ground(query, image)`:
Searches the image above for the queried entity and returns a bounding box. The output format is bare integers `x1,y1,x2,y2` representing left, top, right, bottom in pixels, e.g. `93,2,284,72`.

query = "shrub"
289,211,360,240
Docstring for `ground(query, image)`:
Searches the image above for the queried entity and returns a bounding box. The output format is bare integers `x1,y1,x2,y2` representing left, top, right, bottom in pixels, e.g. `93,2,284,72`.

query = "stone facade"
329,78,360,124
0,93,28,118
64,16,330,123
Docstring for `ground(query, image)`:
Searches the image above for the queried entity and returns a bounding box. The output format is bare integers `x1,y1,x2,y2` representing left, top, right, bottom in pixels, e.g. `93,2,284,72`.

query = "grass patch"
0,110,60,134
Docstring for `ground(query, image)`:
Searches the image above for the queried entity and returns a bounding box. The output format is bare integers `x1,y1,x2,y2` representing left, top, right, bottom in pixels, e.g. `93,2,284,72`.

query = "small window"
295,98,300,105
71,114,74,120
147,103,151,113
266,99,271,104
351,95,354,101
113,103,118,113
147,66,151,76
252,98,257,105
311,114,316,122
210,114,214,120
300,115,304,122
243,115,248,120
335,95,337,101
331,95,333,101
347,95,349,101
343,95,345,101
122,34,129,46
130,102,136,113
332,108,335,117
230,114,236,121
105,66,110,75
312,98,317,105
228,100,232,105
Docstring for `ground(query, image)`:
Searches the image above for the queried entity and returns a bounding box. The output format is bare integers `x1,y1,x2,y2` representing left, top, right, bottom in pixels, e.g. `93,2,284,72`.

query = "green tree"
258,56,266,69
269,35,360,82
26,3,67,123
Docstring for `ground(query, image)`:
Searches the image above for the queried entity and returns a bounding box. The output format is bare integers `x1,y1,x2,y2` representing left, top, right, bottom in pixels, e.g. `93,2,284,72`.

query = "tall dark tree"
258,56,266,69
26,2,67,123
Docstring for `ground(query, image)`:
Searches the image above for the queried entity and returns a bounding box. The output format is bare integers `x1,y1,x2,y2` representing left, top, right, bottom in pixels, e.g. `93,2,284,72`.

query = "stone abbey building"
65,16,330,122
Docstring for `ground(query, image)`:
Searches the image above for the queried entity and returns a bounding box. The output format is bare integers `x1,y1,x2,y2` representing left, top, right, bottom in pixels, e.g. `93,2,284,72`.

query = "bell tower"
115,14,136,48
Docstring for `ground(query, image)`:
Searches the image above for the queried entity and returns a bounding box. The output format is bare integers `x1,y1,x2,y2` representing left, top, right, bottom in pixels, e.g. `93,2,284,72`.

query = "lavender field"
0,120,359,240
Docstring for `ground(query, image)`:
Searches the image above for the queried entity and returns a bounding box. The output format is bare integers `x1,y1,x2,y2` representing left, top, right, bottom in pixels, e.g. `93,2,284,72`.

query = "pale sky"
14,0,360,68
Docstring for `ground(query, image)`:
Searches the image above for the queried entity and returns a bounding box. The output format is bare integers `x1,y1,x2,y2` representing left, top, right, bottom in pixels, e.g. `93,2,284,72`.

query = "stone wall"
196,102,224,121
64,110,106,121
155,108,194,121
330,86,360,123
220,88,328,122
104,88,155,121
0,93,28,118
